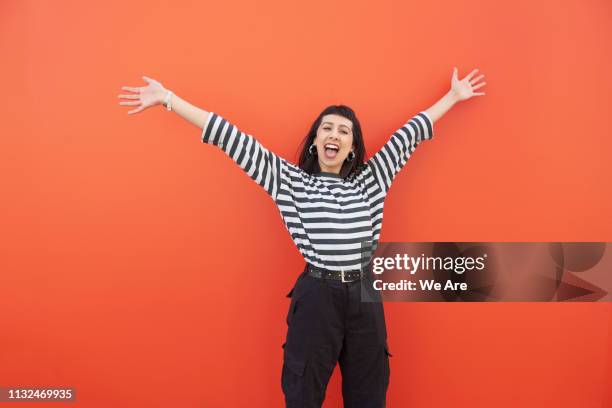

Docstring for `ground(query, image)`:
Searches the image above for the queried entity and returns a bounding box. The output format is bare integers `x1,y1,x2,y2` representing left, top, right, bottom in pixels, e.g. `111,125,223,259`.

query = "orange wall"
1,0,611,407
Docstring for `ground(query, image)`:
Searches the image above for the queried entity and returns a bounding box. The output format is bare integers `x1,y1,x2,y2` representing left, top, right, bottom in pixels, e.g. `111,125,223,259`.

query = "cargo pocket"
281,350,306,403
286,270,307,298
285,281,296,326
286,297,299,326
285,272,307,325
383,343,392,391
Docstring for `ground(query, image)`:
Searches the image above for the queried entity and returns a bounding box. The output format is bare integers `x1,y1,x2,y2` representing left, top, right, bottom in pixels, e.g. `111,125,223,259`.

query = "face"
313,114,355,174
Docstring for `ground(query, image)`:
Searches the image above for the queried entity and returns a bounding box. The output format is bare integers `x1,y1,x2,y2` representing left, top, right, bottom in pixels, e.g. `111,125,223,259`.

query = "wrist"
159,89,170,106
447,89,461,105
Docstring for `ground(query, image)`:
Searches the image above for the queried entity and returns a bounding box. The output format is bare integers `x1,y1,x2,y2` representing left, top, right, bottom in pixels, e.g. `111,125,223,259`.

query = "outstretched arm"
364,110,434,195
201,111,286,200
119,75,215,129
118,76,287,201
365,67,486,194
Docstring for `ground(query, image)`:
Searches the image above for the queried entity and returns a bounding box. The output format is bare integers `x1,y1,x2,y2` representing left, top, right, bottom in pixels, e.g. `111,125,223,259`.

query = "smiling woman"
197,104,433,407
318,116,352,166
296,105,366,178
117,66,486,408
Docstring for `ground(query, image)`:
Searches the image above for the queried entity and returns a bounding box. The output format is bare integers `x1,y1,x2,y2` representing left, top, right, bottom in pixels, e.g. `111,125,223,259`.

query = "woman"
118,67,486,407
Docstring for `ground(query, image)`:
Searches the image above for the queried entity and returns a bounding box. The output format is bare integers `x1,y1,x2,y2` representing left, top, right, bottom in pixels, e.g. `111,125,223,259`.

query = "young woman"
118,67,486,407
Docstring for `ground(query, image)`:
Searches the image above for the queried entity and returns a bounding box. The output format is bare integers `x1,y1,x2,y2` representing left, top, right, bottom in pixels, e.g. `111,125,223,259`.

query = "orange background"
1,0,611,407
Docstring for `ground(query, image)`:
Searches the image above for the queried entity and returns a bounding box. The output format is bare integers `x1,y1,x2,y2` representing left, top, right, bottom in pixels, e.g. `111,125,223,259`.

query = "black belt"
306,263,365,283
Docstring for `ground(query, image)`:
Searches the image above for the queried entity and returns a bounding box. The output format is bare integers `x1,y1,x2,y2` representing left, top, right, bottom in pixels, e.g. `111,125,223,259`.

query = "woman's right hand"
117,75,167,115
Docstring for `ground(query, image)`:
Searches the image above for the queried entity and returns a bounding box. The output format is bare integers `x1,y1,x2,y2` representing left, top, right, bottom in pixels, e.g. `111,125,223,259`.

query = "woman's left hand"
450,67,486,102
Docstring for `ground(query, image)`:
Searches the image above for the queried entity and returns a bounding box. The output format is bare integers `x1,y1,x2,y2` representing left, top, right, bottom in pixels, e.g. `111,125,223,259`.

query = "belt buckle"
341,269,353,283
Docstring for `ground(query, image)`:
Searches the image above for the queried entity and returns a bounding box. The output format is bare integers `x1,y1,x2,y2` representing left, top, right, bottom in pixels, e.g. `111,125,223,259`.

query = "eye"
341,130,348,134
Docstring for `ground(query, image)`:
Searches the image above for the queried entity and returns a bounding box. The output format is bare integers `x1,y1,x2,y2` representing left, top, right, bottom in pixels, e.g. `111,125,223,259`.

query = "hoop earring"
346,150,355,162
308,144,317,155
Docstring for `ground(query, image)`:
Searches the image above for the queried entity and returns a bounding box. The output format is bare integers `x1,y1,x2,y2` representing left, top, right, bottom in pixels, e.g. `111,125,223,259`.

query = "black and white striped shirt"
201,111,434,272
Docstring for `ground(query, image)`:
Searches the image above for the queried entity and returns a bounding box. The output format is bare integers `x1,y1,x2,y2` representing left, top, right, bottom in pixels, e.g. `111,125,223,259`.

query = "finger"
128,106,144,115
473,92,485,96
142,75,157,84
453,67,458,79
119,101,141,106
470,74,484,84
117,94,139,99
472,82,486,90
465,68,479,81
121,86,141,93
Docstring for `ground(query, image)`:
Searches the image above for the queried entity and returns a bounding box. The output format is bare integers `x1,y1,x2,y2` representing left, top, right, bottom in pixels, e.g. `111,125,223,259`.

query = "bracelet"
163,90,173,111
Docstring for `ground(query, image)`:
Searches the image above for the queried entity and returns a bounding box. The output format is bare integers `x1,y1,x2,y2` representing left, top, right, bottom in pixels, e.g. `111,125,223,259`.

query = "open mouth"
324,143,339,159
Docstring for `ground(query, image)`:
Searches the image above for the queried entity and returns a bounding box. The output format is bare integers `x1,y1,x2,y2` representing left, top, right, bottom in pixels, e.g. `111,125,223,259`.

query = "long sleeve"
201,112,287,201
365,111,434,194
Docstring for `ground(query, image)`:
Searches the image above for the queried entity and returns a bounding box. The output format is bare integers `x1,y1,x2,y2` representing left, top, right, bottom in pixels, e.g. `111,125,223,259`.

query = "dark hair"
296,105,367,179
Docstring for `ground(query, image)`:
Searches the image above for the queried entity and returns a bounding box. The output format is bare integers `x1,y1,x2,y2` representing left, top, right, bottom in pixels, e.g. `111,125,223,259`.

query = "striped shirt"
201,111,434,272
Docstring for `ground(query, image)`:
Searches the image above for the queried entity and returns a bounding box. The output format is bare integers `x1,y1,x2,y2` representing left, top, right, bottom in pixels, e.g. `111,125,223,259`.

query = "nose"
328,132,340,141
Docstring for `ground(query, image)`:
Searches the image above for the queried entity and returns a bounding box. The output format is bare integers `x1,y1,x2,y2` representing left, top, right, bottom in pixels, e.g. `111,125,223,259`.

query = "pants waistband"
305,263,369,283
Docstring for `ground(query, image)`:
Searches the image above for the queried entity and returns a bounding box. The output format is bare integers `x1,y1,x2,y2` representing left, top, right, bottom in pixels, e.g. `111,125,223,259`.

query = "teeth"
325,144,339,151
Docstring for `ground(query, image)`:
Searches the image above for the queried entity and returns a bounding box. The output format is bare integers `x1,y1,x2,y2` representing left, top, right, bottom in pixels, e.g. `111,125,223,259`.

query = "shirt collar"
315,171,342,179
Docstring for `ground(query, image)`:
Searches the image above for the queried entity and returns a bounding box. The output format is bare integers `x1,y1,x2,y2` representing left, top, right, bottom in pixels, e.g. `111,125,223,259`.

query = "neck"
317,171,341,176
319,163,342,174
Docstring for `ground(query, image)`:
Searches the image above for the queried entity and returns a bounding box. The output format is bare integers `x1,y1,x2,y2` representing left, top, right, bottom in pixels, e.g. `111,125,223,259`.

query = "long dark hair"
296,105,367,179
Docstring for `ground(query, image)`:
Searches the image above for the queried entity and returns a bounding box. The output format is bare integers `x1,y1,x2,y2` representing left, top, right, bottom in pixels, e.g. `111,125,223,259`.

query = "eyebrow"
321,122,351,130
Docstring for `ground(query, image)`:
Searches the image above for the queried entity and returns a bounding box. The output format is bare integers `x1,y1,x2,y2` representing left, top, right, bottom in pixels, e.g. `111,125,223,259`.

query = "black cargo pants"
281,265,392,408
